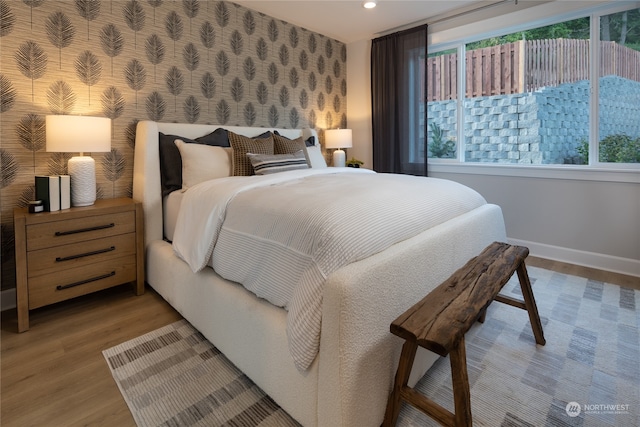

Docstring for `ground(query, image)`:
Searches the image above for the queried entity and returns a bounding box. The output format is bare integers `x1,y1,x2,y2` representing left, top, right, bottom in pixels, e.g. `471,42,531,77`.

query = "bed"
132,120,507,426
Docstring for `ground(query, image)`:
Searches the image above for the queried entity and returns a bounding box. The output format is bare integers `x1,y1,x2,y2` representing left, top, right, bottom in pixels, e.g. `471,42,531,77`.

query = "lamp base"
68,156,96,207
332,149,346,167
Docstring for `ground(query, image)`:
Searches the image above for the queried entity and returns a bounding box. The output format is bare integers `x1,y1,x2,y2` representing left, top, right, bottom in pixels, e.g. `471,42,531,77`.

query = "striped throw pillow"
246,151,309,175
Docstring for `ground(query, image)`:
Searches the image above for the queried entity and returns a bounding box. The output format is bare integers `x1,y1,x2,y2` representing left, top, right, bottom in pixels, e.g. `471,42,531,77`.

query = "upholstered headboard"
132,120,320,247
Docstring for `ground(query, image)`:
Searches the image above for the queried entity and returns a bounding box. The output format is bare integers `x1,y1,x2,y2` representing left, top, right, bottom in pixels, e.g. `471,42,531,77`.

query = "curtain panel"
371,25,428,175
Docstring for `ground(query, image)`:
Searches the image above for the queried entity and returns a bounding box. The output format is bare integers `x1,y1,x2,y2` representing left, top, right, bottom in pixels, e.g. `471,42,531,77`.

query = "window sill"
428,162,640,184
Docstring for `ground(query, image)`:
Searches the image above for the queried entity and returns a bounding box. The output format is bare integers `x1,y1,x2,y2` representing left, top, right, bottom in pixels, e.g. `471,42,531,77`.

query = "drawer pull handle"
56,271,116,290
55,223,115,236
55,246,116,262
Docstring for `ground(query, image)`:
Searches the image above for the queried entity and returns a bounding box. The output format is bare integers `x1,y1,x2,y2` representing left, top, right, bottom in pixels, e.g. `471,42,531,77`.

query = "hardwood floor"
1,284,181,427
1,261,637,427
527,256,639,290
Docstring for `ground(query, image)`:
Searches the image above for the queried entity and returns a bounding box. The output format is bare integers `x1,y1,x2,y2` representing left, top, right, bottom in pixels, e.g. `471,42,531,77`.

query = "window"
597,8,640,163
424,4,639,167
426,49,458,159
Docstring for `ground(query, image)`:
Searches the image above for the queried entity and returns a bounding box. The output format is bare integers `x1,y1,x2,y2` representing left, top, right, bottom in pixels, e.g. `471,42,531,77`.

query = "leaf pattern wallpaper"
0,0,347,291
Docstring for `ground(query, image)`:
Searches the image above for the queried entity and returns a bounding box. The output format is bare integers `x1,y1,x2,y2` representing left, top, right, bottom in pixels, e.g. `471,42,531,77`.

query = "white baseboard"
1,288,16,312
508,238,640,278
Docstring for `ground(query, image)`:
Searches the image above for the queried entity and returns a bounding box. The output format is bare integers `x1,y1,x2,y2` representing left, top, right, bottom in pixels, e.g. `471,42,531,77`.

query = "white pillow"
303,144,327,168
174,139,232,190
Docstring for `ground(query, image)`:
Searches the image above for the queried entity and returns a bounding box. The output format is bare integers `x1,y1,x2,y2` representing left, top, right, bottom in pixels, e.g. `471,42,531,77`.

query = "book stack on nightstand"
35,175,71,212
13,198,145,332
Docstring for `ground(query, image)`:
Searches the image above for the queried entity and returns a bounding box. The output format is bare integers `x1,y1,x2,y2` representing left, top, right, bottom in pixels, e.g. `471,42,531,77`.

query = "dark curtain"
371,24,428,175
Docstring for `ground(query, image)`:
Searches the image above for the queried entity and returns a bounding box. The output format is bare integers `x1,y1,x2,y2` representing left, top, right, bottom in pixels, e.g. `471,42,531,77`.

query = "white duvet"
173,168,487,370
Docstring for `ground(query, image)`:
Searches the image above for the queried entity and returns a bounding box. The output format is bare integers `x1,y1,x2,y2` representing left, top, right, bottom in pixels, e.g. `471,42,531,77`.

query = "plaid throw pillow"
273,133,307,154
228,131,275,176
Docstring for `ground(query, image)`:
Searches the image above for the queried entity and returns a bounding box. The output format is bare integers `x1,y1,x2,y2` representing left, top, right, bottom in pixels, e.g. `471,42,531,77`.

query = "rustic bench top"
390,241,529,356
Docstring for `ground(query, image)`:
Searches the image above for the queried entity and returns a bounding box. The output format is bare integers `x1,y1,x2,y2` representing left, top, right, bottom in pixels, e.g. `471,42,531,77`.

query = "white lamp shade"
46,115,111,207
46,115,111,153
324,129,353,150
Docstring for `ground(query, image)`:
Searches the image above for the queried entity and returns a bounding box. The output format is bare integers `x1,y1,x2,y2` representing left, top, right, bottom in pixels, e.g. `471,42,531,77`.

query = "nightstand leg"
17,308,29,333
135,279,145,295
14,214,30,332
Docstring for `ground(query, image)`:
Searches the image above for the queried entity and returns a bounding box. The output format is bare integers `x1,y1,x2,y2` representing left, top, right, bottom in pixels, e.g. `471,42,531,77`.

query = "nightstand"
13,198,145,332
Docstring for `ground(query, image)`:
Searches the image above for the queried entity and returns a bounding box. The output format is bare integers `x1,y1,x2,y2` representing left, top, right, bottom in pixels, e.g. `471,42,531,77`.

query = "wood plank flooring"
1,261,637,427
1,284,181,427
527,256,639,290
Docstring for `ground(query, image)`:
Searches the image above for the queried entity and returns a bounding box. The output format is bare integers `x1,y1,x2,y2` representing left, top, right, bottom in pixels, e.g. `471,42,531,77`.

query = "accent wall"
0,0,347,291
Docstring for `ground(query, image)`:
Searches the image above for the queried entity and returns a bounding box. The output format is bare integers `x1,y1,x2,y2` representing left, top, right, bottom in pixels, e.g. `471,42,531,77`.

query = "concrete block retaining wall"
427,76,640,164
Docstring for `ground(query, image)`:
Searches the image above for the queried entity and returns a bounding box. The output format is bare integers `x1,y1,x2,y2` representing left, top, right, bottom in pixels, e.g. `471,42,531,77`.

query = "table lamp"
46,115,111,207
324,129,352,167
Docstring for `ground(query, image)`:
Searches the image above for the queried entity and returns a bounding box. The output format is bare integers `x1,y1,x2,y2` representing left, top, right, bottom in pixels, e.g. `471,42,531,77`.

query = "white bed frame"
133,120,507,426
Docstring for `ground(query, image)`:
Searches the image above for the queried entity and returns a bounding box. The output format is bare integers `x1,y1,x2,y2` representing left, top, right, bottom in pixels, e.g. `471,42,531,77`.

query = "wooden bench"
382,242,546,427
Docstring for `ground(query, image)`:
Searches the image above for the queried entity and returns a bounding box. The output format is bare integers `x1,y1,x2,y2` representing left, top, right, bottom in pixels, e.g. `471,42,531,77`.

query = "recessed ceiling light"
363,0,377,9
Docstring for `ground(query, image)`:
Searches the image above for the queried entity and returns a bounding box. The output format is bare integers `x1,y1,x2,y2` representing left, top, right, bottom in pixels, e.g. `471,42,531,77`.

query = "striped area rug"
102,320,300,427
103,267,639,426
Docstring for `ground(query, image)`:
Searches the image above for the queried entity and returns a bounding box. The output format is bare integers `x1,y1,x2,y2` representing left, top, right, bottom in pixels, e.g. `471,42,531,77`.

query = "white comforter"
173,168,487,370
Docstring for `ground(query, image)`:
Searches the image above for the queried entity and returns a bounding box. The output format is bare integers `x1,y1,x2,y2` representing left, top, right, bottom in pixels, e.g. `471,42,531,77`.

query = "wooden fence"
425,39,640,101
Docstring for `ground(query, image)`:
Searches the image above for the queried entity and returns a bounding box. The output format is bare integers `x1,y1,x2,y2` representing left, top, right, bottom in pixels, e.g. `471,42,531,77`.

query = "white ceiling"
232,0,484,44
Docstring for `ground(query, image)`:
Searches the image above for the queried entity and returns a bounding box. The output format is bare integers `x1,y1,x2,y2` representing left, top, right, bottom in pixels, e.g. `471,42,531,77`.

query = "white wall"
346,39,373,169
346,1,640,277
430,168,640,276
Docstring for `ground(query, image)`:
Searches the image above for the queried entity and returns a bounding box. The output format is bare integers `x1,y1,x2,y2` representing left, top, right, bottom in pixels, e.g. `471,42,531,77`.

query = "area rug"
102,319,300,427
103,267,639,426
399,266,639,427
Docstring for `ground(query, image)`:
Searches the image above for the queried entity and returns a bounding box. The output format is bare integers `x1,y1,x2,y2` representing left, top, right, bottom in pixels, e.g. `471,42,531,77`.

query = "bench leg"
477,306,487,323
516,262,546,346
383,340,418,427
384,340,468,427
450,336,472,427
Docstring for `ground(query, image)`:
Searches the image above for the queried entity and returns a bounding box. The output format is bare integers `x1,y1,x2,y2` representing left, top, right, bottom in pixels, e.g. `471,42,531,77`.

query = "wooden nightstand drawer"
27,233,136,278
26,211,135,251
28,256,137,309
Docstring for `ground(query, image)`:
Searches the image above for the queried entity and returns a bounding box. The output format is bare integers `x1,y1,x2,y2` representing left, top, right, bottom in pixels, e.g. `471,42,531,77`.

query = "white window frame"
426,0,640,184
